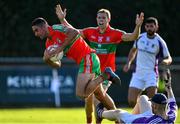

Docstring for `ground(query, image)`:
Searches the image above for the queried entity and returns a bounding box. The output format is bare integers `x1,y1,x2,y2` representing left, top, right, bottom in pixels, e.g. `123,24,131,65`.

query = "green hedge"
1,0,179,57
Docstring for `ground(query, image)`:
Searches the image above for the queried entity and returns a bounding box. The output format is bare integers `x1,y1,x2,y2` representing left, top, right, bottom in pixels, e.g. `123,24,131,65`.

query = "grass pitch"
0,107,179,124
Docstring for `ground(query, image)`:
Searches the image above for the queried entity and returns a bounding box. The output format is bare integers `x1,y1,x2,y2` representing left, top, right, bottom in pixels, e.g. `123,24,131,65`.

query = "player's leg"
132,95,152,114
85,94,94,124
93,97,102,124
85,81,111,124
76,73,96,98
76,53,120,124
94,80,112,124
76,73,103,123
91,84,117,122
76,53,102,98
96,102,152,123
128,74,144,107
128,87,142,107
76,53,120,98
76,59,97,123
146,86,157,98
102,110,120,121
102,80,112,96
84,69,120,98
138,95,152,113
76,74,116,123
75,66,108,99
145,71,158,98
96,103,135,123
96,103,120,122
94,84,116,110
94,85,116,124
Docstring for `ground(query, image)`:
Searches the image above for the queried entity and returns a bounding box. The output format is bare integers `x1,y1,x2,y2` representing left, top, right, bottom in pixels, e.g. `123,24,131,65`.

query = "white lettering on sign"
6,75,75,94
7,76,51,88
64,76,73,86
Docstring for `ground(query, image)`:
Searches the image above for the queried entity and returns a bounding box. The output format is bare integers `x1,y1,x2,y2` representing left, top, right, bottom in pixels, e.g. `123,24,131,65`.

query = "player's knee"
93,91,105,101
112,110,121,120
138,95,149,103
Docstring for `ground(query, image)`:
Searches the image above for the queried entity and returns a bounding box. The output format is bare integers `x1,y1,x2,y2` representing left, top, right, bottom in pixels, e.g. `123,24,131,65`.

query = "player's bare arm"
122,12,144,41
56,4,74,28
47,26,79,58
123,47,137,72
162,69,175,99
56,4,85,38
61,26,79,49
161,56,172,65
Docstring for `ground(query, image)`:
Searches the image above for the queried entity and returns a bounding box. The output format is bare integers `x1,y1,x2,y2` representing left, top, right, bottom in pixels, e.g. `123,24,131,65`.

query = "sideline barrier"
0,57,180,107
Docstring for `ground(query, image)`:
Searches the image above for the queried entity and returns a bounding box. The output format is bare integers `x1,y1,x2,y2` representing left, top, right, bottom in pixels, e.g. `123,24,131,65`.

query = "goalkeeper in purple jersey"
96,69,178,123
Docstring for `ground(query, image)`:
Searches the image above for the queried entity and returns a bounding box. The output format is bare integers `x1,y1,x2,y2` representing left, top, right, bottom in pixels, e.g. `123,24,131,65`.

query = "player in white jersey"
96,69,177,124
123,17,172,107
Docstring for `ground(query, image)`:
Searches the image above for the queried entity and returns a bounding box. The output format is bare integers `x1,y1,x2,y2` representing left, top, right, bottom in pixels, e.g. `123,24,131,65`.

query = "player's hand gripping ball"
47,45,64,62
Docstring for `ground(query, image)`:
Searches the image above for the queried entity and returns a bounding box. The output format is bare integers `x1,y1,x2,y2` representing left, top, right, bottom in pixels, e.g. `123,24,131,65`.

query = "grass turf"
0,108,179,124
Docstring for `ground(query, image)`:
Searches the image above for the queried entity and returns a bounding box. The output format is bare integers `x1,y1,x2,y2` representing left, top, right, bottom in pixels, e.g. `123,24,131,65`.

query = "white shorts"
129,70,158,90
118,109,153,123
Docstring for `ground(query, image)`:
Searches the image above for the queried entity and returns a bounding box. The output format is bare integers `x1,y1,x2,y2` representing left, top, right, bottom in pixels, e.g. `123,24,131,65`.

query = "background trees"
0,0,179,57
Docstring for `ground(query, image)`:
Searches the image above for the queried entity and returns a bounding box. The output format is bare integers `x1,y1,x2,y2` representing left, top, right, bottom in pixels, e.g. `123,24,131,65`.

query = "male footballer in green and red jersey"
56,4,144,124
32,16,122,122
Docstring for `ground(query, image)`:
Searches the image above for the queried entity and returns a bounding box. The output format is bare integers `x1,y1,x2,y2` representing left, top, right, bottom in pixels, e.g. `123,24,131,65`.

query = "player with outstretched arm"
96,69,178,123
31,16,121,120
55,3,144,124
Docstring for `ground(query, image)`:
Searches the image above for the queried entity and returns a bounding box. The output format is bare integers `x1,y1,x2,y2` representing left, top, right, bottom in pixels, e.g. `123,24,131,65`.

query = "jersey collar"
97,25,111,34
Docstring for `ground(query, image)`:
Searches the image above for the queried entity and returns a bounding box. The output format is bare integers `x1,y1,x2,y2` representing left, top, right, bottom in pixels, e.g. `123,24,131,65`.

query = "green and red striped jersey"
46,25,95,64
82,25,125,71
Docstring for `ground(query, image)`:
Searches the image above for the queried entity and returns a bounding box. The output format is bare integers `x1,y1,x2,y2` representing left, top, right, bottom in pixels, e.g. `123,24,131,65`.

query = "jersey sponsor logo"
98,36,103,42
106,37,110,42
96,49,108,54
138,48,156,54
98,44,102,48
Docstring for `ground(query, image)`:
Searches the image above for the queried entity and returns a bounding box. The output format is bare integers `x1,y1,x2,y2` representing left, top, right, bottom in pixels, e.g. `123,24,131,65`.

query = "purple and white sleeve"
167,98,178,122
